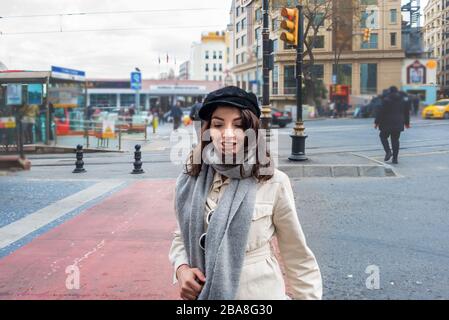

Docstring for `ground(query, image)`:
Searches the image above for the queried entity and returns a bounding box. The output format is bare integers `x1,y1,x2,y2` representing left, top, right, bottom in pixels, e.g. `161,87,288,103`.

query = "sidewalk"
0,179,179,299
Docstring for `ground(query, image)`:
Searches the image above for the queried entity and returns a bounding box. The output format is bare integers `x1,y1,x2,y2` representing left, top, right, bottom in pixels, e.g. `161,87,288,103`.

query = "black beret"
199,86,261,120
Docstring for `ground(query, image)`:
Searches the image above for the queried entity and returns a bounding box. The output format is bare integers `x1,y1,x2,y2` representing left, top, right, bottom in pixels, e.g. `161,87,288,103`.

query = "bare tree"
300,0,363,105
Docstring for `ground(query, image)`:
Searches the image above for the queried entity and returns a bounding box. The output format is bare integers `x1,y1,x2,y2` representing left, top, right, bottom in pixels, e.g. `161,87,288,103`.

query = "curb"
278,164,396,178
23,144,124,154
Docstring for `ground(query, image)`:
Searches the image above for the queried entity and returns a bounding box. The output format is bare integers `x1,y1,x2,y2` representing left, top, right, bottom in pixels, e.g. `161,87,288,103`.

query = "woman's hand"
176,265,206,300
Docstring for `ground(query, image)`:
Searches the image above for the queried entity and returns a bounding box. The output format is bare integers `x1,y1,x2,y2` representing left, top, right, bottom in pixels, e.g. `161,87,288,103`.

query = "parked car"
422,99,449,119
271,108,292,128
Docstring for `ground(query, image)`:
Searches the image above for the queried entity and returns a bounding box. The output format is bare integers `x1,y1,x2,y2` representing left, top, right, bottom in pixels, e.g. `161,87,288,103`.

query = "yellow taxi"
422,99,449,119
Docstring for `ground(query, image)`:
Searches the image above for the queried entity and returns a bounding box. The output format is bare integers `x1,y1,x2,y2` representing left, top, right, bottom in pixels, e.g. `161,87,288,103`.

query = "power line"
0,7,226,19
0,24,225,36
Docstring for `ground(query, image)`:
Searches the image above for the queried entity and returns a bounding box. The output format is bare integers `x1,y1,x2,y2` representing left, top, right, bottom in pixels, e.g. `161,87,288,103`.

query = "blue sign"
131,72,142,90
51,66,86,81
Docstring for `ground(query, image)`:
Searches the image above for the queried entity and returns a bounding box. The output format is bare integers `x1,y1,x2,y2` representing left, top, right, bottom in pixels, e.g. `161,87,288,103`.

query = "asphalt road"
1,117,448,299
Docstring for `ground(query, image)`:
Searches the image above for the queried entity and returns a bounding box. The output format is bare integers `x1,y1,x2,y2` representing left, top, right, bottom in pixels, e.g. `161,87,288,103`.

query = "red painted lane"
0,179,181,300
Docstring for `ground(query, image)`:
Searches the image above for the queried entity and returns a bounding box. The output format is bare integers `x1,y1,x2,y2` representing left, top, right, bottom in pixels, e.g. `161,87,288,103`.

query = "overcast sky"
0,0,231,79
0,0,428,79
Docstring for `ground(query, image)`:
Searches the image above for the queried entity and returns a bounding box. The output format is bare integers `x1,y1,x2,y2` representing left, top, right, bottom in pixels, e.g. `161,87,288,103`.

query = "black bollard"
73,144,86,173
131,144,144,174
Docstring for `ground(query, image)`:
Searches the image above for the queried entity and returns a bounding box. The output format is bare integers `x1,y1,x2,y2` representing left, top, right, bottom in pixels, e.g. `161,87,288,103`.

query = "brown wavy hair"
185,108,274,182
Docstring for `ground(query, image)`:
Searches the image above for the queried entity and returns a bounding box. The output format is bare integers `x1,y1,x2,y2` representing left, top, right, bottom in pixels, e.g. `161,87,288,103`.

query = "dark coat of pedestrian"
171,102,183,130
189,96,203,122
189,96,203,145
375,86,410,164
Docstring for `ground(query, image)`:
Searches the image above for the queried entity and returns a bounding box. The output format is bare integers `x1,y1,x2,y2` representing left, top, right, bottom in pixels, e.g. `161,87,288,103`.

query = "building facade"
423,0,443,85
86,79,222,112
188,31,227,83
424,0,449,93
178,61,190,80
229,0,405,110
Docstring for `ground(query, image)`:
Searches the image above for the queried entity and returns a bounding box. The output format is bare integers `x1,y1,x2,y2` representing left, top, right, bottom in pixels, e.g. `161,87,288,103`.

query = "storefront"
401,59,439,106
0,67,86,152
86,79,222,113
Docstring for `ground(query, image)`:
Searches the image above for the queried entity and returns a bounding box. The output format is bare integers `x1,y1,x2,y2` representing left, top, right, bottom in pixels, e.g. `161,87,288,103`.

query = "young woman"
169,86,322,300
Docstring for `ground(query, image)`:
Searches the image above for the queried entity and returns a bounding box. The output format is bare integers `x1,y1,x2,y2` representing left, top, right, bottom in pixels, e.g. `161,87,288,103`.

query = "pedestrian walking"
189,95,203,146
20,103,39,144
169,86,322,300
375,86,411,164
171,101,183,131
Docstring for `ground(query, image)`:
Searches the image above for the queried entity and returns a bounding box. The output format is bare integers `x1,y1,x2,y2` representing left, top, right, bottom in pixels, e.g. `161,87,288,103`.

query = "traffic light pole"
260,0,272,136
288,5,308,161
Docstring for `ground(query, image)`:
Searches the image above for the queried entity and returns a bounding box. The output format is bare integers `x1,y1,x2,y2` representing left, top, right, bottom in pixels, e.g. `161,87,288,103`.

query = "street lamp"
260,0,272,136
285,5,308,161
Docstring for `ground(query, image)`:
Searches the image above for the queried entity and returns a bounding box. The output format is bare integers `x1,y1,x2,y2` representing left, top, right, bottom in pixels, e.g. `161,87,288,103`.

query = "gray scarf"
175,149,257,300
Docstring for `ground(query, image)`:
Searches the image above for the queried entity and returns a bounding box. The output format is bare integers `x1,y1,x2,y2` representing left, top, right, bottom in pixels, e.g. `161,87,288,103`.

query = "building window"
241,35,246,46
255,27,261,42
206,75,209,81
273,39,278,52
236,54,239,65
242,18,247,30
390,9,397,23
90,94,118,107
284,41,296,50
120,94,136,107
213,75,217,81
219,63,223,71
219,75,222,82
236,5,240,17
272,18,280,31
213,63,217,71
312,13,325,27
390,33,397,46
241,52,246,63
311,64,324,80
255,7,262,22
308,35,325,49
284,65,296,94
236,38,240,49
205,63,209,72
213,51,217,59
332,64,352,88
205,50,209,59
361,10,378,28
360,63,377,94
361,33,378,49
272,65,279,95
360,0,377,4
219,51,223,59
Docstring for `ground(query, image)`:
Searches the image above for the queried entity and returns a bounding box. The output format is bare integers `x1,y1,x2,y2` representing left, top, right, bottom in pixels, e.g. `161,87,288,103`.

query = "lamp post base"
289,134,308,161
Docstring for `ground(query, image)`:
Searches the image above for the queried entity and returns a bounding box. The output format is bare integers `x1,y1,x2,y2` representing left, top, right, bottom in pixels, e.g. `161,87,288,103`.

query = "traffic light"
363,28,371,42
280,7,299,47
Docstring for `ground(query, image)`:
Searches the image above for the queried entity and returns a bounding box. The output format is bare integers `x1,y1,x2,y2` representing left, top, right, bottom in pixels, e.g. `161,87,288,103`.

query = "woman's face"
210,106,245,157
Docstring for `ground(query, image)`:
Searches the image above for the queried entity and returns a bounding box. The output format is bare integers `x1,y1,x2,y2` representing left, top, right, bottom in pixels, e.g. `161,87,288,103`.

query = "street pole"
260,0,272,135
136,89,140,113
289,5,308,161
